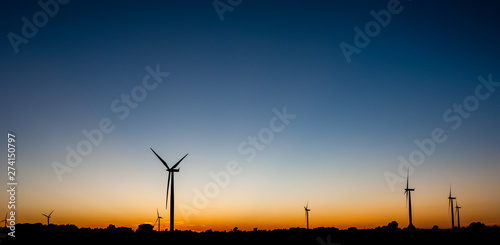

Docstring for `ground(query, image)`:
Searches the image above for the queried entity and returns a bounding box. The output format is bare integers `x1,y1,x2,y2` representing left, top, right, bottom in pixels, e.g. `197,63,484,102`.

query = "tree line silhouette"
1,221,498,245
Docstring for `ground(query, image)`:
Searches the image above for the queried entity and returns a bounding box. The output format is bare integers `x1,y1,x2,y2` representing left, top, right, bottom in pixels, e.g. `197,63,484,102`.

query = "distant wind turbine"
448,187,456,229
154,208,163,232
42,210,54,226
1,213,6,228
151,148,188,232
455,201,461,229
304,202,310,229
404,170,415,228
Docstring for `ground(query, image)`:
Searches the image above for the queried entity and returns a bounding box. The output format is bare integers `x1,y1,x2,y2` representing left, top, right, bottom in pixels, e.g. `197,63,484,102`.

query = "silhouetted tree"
136,223,154,233
468,222,487,231
382,221,399,230
432,225,439,231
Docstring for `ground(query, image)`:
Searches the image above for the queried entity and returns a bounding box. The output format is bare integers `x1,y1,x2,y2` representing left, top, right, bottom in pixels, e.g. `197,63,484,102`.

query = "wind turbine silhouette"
151,148,188,232
42,210,54,225
154,208,163,232
455,201,461,229
304,202,310,229
448,187,456,229
404,170,415,228
1,213,6,228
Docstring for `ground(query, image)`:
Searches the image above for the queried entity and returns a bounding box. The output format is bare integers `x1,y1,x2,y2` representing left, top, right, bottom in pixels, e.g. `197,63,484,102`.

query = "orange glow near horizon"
2,0,500,238
14,191,500,231
5,148,500,232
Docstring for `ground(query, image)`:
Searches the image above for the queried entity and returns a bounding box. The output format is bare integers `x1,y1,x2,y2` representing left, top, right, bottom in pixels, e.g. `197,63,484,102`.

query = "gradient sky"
1,0,499,231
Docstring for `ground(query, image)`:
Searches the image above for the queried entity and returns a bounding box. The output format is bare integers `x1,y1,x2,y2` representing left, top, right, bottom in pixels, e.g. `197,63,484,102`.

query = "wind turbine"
404,170,415,228
150,148,188,232
455,201,461,229
1,213,6,228
448,187,456,229
42,210,54,226
154,208,163,232
304,202,310,229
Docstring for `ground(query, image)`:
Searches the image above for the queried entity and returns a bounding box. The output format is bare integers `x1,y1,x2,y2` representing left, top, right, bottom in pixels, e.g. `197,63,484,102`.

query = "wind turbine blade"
166,171,171,209
406,170,409,189
151,148,170,169
49,210,54,217
154,218,158,226
157,208,159,218
171,153,188,169
405,192,408,208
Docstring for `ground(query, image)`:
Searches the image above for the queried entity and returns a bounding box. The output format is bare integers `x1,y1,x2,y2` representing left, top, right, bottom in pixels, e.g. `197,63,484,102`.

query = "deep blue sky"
1,0,499,229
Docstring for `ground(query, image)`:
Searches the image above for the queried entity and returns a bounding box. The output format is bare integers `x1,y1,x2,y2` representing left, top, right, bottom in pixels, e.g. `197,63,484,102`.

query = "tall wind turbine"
42,210,54,226
448,187,456,229
151,148,188,232
455,201,461,229
404,170,415,228
1,213,6,228
154,208,163,232
304,202,310,229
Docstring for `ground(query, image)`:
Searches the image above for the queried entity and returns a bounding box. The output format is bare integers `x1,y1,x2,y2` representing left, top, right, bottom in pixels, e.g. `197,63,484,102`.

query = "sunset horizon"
1,1,499,243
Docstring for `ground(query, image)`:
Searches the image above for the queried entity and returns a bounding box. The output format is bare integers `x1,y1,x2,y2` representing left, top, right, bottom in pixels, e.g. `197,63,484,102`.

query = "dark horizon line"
6,220,497,232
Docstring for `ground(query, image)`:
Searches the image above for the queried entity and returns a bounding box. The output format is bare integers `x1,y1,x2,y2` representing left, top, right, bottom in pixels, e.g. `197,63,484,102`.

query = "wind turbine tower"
304,203,310,229
151,148,188,232
404,171,415,228
42,210,54,226
448,187,456,229
154,208,163,232
455,201,462,229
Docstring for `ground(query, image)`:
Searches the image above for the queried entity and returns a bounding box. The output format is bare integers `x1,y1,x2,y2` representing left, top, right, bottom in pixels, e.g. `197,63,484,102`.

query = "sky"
1,0,499,231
